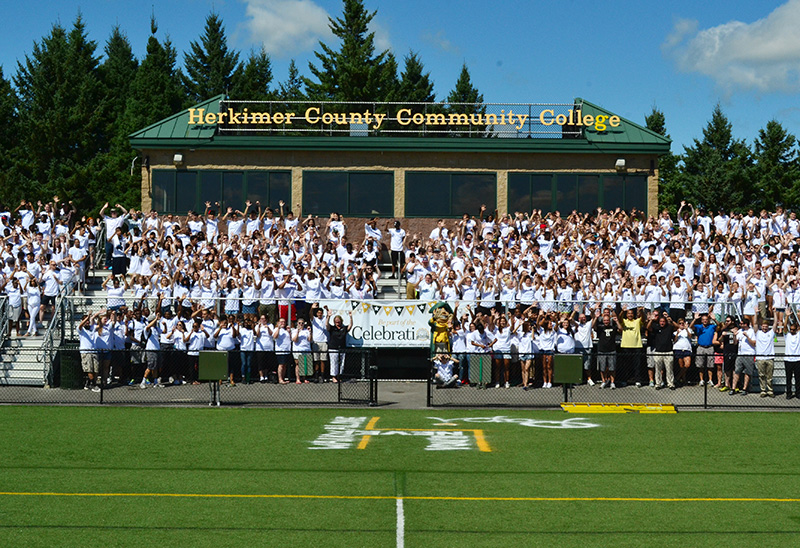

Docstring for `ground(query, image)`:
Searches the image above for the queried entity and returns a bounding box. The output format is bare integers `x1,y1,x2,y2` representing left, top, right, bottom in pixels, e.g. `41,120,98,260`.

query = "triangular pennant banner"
371,305,382,314
362,303,370,313
350,301,360,311
405,305,416,316
417,304,427,313
395,306,404,316
383,306,392,316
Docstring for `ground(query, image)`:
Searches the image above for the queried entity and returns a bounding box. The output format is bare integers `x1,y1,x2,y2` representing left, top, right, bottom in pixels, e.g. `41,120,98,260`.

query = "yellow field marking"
356,417,492,452
472,429,491,453
0,492,798,503
562,403,677,414
356,416,381,449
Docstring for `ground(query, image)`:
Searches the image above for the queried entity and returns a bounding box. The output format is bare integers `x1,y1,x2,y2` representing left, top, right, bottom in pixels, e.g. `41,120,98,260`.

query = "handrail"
37,285,73,387
0,296,8,345
93,223,107,270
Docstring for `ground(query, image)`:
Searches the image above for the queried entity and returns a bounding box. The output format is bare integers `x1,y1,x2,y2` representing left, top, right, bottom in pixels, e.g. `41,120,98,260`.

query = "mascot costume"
428,302,453,357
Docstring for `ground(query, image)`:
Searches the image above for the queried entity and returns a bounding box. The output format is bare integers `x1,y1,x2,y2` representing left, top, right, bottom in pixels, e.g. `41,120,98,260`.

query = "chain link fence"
0,348,377,406
428,350,800,409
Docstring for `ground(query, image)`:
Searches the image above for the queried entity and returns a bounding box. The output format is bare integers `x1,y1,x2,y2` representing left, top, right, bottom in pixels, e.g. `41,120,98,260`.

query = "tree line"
0,0,797,216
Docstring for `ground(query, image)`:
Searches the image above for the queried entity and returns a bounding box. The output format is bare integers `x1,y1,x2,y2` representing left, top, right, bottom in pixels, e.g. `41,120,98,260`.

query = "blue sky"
2,0,799,153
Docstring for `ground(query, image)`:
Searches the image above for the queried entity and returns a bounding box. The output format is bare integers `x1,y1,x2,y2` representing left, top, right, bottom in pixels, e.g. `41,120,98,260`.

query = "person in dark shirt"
593,311,618,389
328,311,353,383
713,316,738,392
647,311,676,389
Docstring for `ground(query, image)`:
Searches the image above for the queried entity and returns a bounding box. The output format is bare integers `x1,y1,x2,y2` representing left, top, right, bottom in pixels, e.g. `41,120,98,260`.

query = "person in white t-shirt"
784,322,800,399
385,219,406,279
432,353,458,388
732,319,756,395
754,321,775,398
310,304,330,383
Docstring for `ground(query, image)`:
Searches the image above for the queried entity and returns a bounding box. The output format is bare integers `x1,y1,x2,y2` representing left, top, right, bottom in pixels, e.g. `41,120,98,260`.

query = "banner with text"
323,300,433,348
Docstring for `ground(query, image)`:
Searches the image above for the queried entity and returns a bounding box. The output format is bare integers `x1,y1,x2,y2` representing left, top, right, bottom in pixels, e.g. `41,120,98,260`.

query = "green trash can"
60,351,84,389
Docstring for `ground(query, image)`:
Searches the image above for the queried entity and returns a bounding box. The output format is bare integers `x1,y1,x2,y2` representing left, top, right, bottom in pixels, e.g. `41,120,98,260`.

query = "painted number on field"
309,416,491,452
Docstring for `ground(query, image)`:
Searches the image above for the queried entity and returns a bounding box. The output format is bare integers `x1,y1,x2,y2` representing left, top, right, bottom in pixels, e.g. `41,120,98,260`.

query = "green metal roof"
128,95,223,141
130,96,671,155
578,98,671,147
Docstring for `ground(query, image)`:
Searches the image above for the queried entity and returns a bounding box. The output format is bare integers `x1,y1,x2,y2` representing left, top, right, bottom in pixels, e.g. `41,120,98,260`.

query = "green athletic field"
1,406,799,547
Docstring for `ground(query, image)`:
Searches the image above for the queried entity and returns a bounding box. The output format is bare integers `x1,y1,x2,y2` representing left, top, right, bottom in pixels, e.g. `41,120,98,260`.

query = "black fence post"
369,365,378,406
426,366,432,407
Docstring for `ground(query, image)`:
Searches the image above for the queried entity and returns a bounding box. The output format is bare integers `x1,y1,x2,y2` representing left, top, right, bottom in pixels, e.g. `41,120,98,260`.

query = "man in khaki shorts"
310,303,330,383
78,313,101,392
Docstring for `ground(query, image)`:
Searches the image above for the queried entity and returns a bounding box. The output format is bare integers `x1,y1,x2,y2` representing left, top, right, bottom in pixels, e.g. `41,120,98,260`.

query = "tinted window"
222,172,244,212
405,173,450,216
199,172,221,213
349,173,393,216
577,175,600,212
603,175,625,210
247,172,270,208
507,173,531,214
152,171,174,213
175,171,197,214
451,174,496,216
626,176,647,212
530,175,553,213
555,174,577,213
269,172,291,211
303,172,347,216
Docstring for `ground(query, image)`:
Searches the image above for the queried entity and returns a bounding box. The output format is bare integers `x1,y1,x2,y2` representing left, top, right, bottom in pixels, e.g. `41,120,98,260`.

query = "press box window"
302,171,393,216
405,172,496,217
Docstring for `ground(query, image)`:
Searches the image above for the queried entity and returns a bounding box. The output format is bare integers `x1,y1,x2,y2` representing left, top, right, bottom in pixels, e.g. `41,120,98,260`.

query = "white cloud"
240,0,332,57
663,0,800,92
421,30,460,55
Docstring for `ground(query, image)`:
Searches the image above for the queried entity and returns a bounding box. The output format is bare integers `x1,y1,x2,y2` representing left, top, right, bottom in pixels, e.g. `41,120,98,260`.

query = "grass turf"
0,406,799,547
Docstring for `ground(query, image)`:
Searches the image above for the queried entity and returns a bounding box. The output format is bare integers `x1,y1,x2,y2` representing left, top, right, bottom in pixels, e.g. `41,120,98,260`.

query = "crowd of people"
3,195,800,396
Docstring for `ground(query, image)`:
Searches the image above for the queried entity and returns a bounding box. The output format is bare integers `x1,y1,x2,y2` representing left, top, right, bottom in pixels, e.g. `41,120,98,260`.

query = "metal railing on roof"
216,100,585,139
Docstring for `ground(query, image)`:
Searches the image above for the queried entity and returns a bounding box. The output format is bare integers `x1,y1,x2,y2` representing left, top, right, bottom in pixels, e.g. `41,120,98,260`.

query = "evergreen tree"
645,107,681,214
86,27,141,211
182,12,241,102
109,17,185,209
13,15,106,205
278,60,305,102
100,26,138,138
396,51,435,103
0,66,19,203
752,120,799,209
231,48,273,101
446,64,485,136
679,104,752,212
304,0,397,104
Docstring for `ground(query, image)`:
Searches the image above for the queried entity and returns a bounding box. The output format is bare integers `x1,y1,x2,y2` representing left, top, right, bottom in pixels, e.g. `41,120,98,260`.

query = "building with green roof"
129,96,671,220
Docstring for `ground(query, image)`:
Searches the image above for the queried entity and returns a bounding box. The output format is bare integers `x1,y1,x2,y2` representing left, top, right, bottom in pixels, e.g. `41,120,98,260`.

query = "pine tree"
13,15,106,205
679,104,752,212
396,51,434,103
278,60,305,101
446,64,485,136
0,66,19,204
182,12,241,102
109,17,185,209
645,107,681,214
231,48,273,101
752,120,799,209
101,26,138,132
304,0,397,104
